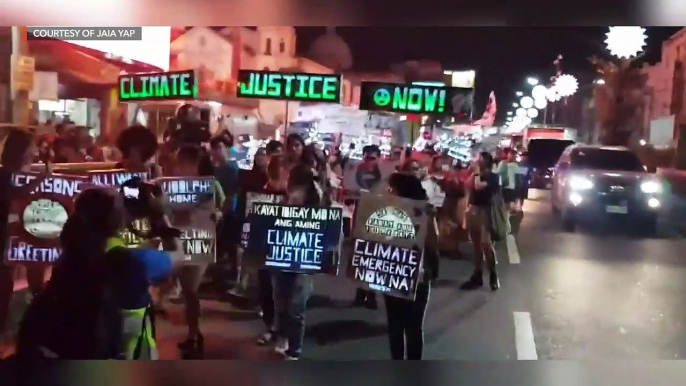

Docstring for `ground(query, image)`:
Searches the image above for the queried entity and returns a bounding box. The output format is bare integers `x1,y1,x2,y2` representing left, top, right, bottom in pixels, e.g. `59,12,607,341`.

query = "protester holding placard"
0,129,51,343
461,152,500,291
269,164,330,360
382,173,439,360
171,145,225,358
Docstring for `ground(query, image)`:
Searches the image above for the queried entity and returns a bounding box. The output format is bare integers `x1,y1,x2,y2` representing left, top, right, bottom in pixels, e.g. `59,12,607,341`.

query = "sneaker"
274,338,289,356
284,355,299,361
256,331,275,346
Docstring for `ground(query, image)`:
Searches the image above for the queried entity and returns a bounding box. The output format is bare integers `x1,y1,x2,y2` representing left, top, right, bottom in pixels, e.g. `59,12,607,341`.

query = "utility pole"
10,26,33,126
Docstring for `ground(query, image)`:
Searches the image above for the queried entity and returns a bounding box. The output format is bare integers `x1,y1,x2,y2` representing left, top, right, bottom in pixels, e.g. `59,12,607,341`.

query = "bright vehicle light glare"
639,139,647,146
569,176,593,190
527,77,539,86
640,180,662,194
569,192,583,206
648,197,660,208
520,96,534,109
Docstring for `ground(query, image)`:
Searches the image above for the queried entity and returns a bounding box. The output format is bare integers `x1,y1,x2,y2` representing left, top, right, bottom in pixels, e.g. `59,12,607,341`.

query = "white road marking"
506,234,520,264
513,312,538,360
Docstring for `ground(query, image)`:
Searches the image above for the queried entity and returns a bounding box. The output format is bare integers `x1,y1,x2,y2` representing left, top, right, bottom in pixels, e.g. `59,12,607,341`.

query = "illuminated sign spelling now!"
118,69,197,102
359,81,474,115
237,70,341,103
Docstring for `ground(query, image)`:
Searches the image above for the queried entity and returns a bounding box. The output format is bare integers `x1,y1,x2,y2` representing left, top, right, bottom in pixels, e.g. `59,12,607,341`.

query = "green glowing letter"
254,73,268,96
169,73,180,96
282,74,295,97
160,76,170,97
120,78,131,100
308,76,322,100
423,89,439,112
294,75,309,98
407,88,423,111
267,73,282,97
240,72,256,95
392,87,408,110
179,73,192,96
322,76,338,100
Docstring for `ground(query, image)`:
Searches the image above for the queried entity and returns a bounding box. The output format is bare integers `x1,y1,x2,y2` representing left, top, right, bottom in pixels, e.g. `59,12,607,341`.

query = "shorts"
503,188,518,204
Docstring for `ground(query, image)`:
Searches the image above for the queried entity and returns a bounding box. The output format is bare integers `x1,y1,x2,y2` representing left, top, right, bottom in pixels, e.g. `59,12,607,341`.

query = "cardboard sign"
346,193,429,300
241,192,284,249
157,177,216,265
247,203,343,274
4,173,88,265
88,169,151,247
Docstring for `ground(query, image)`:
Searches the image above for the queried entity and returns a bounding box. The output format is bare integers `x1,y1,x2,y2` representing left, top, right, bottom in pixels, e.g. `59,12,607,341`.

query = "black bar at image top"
359,81,474,115
237,69,342,104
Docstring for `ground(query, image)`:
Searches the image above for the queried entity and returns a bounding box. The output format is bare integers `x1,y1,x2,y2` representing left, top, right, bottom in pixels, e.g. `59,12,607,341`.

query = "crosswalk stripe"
513,312,538,360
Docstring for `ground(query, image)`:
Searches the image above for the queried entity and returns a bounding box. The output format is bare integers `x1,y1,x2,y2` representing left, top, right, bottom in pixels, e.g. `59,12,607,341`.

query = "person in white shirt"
495,148,519,212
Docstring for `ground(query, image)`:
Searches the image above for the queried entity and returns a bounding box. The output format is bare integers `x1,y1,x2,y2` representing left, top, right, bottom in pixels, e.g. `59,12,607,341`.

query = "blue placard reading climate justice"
247,203,343,274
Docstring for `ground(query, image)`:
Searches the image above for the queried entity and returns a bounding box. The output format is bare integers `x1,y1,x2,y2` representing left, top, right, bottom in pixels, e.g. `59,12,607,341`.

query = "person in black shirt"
460,152,500,291
384,172,439,360
0,129,51,345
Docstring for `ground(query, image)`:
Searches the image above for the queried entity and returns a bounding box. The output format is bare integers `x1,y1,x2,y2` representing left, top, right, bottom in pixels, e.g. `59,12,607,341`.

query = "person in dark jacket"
355,145,382,191
383,172,439,360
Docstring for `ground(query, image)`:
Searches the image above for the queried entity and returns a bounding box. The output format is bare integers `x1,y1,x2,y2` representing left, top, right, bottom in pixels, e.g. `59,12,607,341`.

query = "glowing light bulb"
605,26,647,59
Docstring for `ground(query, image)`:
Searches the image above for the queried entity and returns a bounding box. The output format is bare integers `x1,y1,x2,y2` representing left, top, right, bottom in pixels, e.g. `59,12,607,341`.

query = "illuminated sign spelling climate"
237,70,341,103
359,81,473,115
118,69,197,102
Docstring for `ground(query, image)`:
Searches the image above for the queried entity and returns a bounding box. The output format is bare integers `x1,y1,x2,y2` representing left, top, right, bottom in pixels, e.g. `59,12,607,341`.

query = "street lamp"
507,111,513,116
516,107,527,117
605,26,647,59
515,91,523,97
553,74,579,97
527,77,539,86
520,96,534,109
532,85,547,101
512,103,518,107
534,98,547,110
526,108,539,118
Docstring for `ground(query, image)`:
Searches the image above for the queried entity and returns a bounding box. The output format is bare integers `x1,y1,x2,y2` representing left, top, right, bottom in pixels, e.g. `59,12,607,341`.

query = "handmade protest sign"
241,192,284,249
247,203,343,274
156,176,217,264
347,193,429,300
4,173,88,265
88,169,151,247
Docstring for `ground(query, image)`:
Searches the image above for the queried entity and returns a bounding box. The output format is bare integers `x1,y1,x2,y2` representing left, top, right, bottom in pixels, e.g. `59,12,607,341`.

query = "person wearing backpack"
14,188,180,360
460,152,501,291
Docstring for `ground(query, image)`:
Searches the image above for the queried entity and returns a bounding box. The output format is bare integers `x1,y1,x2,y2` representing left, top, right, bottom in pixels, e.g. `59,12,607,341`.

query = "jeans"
272,272,313,358
383,282,431,360
257,269,275,331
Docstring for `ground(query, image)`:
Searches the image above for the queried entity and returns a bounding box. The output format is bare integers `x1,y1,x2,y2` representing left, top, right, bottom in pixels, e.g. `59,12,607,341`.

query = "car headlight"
640,180,662,194
569,176,594,190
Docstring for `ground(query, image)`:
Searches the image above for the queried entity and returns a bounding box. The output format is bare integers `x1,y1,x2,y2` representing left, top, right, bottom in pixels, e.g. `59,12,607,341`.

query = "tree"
590,56,647,146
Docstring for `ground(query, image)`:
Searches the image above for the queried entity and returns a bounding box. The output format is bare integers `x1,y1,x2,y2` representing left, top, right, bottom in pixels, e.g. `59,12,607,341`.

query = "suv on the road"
551,144,662,234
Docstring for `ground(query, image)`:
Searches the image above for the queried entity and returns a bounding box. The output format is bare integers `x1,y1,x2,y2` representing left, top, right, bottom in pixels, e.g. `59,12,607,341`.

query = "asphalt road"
151,188,686,361
4,188,686,362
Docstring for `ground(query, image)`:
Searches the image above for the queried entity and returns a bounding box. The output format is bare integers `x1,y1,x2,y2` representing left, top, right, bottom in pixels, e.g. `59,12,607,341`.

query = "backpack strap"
131,303,156,360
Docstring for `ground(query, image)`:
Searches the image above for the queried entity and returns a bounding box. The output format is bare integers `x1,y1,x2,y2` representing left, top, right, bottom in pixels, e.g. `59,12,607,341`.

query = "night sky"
296,27,682,120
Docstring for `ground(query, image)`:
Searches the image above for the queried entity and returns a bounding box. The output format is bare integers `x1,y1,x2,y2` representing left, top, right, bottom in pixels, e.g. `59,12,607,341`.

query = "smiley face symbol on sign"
373,88,392,107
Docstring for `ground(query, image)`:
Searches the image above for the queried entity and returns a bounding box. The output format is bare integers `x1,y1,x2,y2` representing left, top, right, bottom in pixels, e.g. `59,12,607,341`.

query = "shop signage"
237,70,341,103
346,193,429,300
359,81,473,115
118,69,197,102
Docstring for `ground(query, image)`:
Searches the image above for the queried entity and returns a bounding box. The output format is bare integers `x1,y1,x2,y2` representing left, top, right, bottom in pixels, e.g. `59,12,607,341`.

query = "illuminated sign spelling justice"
118,69,197,102
237,70,341,103
359,81,474,115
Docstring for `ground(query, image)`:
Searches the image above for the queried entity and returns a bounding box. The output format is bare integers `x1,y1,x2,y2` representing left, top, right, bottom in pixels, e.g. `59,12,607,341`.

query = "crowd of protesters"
0,121,530,361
